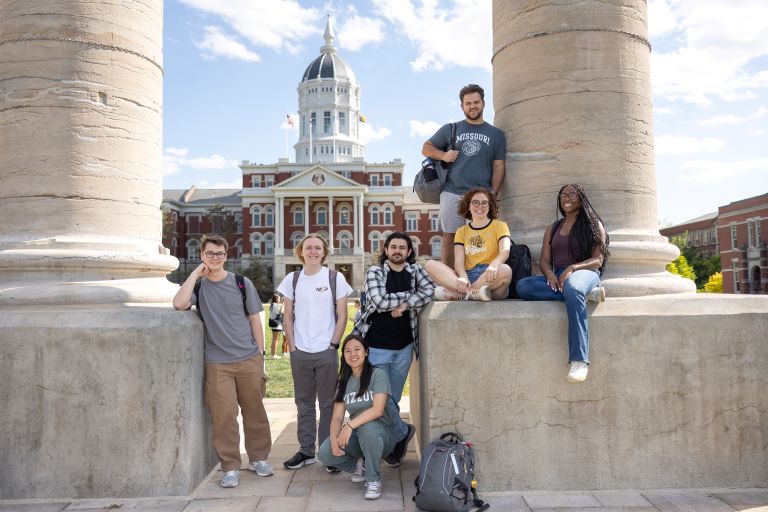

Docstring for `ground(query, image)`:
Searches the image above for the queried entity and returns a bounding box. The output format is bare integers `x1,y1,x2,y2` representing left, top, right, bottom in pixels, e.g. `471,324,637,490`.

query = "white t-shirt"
277,267,353,353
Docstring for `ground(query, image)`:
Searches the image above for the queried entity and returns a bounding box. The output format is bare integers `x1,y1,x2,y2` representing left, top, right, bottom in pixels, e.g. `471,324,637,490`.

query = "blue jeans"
466,264,489,284
515,269,600,364
368,344,413,442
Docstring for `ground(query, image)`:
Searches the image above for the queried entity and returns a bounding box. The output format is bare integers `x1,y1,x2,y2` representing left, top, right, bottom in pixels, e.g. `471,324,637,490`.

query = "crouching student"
318,334,396,501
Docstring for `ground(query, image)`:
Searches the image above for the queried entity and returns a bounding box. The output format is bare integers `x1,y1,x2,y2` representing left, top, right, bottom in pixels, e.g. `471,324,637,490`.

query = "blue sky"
162,0,768,226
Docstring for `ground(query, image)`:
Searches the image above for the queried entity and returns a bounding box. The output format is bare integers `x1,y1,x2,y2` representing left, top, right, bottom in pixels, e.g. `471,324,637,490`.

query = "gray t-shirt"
191,272,264,363
428,120,506,194
343,367,394,427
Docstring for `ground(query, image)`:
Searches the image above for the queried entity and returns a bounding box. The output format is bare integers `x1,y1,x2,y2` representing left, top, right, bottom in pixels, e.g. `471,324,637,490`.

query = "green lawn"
263,304,411,398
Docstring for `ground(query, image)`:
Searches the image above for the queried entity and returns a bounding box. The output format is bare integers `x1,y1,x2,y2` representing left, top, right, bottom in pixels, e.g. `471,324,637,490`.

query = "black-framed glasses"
559,192,579,200
203,251,226,259
470,200,490,207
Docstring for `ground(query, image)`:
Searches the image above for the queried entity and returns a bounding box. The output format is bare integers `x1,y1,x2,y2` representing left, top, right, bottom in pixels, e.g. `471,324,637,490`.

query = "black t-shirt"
365,268,413,350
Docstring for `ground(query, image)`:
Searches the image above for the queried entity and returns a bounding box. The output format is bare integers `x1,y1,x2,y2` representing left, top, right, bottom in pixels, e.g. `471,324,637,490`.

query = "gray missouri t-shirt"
343,367,394,427
191,272,264,363
428,120,506,195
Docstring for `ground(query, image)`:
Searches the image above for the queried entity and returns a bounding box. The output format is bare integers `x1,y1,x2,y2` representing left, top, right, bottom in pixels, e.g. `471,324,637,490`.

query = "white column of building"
275,197,283,252
357,193,365,250
328,194,334,252
304,195,310,236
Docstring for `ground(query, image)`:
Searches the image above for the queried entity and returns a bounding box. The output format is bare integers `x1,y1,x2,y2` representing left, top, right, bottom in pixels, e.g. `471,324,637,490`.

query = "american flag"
286,114,295,127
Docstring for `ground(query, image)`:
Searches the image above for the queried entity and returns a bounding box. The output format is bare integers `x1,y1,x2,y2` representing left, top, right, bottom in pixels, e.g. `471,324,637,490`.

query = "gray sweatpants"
318,420,395,482
290,347,338,456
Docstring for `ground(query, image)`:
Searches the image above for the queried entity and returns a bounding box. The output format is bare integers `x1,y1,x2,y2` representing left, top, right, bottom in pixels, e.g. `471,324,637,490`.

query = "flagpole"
309,119,313,164
284,125,288,159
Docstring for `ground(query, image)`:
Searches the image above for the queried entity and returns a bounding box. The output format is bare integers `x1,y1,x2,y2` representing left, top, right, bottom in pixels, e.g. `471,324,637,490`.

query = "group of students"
172,182,609,501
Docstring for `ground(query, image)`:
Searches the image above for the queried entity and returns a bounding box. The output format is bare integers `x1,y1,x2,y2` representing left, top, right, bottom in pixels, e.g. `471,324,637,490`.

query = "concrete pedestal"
411,295,768,491
0,306,215,499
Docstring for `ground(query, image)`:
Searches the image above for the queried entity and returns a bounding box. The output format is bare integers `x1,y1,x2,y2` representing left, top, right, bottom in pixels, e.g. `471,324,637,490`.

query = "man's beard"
464,109,483,121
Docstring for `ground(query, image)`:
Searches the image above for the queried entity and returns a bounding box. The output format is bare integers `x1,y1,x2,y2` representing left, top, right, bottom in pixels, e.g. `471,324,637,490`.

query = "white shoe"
248,460,274,477
466,285,492,301
351,457,365,483
220,470,240,487
271,354,282,359
434,286,462,301
364,480,382,499
567,361,589,383
586,286,606,303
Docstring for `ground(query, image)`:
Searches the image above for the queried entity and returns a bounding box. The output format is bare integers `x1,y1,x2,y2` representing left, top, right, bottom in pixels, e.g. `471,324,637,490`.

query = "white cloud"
699,106,768,126
678,158,768,183
179,0,320,55
196,26,260,62
648,0,679,36
653,106,676,116
409,120,441,138
163,148,239,176
196,179,243,189
359,123,392,144
337,7,385,52
654,135,725,155
371,0,491,71
650,0,768,104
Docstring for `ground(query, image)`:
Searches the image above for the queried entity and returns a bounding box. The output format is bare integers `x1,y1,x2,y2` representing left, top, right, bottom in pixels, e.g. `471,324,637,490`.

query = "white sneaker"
586,286,606,303
364,480,382,499
351,457,365,483
567,361,589,383
271,354,282,359
434,286,463,301
248,460,274,477
220,470,240,487
466,285,492,302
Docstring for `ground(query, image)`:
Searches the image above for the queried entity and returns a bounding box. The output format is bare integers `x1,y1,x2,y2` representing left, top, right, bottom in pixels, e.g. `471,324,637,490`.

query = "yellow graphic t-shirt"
454,219,511,269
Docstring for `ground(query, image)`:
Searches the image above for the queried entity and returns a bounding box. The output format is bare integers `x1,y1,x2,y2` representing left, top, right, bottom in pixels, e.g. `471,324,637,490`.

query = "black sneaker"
325,465,342,473
283,451,316,469
383,423,415,467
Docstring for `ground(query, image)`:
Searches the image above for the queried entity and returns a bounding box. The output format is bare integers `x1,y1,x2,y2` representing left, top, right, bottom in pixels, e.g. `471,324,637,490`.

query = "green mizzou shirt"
343,367,394,427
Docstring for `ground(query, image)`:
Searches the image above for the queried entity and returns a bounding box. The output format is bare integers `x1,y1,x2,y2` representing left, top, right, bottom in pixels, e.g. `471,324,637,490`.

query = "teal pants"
318,420,395,482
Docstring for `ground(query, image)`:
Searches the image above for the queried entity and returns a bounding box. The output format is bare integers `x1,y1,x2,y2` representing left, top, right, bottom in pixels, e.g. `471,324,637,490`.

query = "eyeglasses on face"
203,251,226,259
470,200,490,207
559,192,579,200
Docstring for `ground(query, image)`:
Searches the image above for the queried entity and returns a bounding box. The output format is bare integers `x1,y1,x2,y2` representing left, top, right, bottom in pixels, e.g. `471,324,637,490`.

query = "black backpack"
506,241,532,299
413,432,489,512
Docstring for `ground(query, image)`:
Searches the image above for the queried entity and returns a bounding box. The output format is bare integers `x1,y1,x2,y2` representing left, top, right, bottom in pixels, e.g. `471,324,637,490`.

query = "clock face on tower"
312,173,325,185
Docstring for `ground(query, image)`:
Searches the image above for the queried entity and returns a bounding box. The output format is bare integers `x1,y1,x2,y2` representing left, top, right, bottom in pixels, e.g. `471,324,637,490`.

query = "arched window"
264,206,274,227
430,237,442,258
171,237,178,257
410,236,420,257
339,205,350,225
370,206,380,225
317,205,327,226
370,232,381,254
264,233,275,256
291,231,304,249
187,239,200,261
251,206,262,228
234,239,243,259
338,231,352,249
293,206,304,226
383,206,393,225
251,233,263,256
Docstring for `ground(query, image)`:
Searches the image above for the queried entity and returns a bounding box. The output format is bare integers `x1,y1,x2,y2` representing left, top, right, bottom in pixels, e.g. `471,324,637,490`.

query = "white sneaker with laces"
351,457,365,483
586,286,606,303
220,470,240,487
467,285,492,302
364,480,382,499
434,286,462,301
248,460,274,477
567,361,589,383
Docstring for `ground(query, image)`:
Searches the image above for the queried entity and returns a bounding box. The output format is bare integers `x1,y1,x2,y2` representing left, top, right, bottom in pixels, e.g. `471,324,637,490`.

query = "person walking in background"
422,84,506,268
426,188,513,301
268,293,286,358
354,231,434,468
172,234,273,488
277,234,353,473
516,184,608,383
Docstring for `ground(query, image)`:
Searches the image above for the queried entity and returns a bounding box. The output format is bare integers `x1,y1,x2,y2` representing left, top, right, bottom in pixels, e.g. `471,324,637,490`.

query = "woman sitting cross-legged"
318,334,396,501
425,187,513,301
515,184,609,383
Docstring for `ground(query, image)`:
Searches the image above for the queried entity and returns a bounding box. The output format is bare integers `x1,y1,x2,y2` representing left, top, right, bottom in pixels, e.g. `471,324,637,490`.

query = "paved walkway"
2,398,767,512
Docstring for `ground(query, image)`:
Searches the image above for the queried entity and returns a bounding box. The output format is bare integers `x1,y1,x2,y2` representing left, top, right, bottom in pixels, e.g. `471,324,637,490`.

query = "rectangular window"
324,111,331,134
339,112,347,135
406,215,418,232
702,230,709,245
265,176,274,187
370,175,379,186
310,112,316,135
187,215,201,234
383,174,392,186
733,261,740,293
731,225,738,249
235,213,242,234
748,221,755,247
757,220,762,246
430,214,439,232
252,175,261,188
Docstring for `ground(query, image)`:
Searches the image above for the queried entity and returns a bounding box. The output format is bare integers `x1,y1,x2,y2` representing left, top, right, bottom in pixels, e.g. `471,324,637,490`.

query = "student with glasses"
172,234,273,488
516,184,609,383
425,188,512,301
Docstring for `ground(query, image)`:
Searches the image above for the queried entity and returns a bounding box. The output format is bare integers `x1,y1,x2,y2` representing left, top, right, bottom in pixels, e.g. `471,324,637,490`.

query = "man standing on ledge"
172,234,273,488
422,84,506,267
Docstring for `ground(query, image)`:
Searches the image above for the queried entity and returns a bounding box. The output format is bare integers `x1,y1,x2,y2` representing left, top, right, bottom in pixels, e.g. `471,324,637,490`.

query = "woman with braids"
516,184,609,383
318,334,396,501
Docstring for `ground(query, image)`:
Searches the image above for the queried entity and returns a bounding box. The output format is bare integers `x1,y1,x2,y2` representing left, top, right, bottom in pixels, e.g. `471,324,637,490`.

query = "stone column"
328,194,334,252
0,0,179,305
492,0,694,296
304,195,310,235
0,1,214,498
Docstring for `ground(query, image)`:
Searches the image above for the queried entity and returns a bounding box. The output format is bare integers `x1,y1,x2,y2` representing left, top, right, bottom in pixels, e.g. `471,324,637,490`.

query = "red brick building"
659,212,719,258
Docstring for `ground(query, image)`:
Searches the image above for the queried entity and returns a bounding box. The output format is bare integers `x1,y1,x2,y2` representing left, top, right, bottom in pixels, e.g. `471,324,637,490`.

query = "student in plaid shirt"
354,232,435,467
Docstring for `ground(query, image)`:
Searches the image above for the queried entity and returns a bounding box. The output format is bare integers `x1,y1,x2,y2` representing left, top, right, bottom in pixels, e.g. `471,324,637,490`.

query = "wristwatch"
329,342,340,350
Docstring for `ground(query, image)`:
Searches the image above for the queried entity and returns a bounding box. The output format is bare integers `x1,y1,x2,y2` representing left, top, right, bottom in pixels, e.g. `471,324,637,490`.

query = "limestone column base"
0,306,215,499
411,296,768,491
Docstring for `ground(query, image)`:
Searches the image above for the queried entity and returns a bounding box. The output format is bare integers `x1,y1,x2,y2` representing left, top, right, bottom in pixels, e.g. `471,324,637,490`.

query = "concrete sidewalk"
2,398,767,512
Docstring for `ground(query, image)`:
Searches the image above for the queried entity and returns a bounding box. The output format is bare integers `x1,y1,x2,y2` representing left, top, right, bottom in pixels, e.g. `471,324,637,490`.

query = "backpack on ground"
413,432,489,512
506,241,532,299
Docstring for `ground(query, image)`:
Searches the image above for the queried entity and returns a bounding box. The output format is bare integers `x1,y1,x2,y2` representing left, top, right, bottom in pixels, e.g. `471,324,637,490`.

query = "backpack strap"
329,268,338,322
235,274,249,316
291,270,300,320
192,279,204,321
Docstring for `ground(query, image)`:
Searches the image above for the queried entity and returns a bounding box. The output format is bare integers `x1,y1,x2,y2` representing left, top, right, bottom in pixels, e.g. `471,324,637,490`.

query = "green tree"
702,272,723,293
667,232,719,289
667,254,696,282
240,258,275,302
205,204,236,237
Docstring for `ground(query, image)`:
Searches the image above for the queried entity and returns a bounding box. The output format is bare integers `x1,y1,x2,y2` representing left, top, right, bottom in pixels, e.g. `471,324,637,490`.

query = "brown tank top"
551,228,576,271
